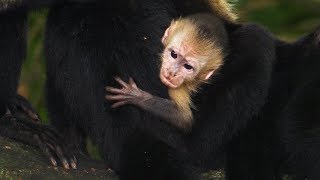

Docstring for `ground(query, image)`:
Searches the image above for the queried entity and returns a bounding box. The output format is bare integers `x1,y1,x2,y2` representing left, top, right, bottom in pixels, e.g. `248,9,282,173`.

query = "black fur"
0,0,108,169
0,0,98,13
0,10,79,169
0,11,26,109
0,10,28,135
189,26,320,180
189,23,276,177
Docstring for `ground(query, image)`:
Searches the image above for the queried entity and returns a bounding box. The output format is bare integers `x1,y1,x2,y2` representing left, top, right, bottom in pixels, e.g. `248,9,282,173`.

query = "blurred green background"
18,0,320,157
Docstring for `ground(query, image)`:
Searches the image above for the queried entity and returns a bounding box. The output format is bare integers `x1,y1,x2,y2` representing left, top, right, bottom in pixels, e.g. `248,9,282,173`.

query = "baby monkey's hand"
106,77,193,130
105,77,152,108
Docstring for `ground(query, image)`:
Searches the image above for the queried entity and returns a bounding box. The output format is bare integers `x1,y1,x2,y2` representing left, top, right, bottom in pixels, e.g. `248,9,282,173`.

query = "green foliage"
238,0,320,40
20,10,48,123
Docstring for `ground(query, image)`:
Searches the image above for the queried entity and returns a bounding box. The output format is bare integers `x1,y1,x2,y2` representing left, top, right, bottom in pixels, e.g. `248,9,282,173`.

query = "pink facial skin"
160,46,198,89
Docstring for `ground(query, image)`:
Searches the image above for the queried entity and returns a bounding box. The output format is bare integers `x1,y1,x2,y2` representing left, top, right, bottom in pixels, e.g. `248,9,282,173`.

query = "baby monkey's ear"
161,20,177,45
205,70,215,80
161,27,170,45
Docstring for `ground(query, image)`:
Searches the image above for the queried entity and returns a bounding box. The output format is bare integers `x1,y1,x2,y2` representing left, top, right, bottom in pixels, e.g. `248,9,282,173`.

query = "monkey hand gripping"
0,95,77,169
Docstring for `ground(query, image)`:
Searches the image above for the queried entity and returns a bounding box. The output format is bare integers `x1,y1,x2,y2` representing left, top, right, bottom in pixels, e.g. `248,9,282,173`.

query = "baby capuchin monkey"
106,13,228,130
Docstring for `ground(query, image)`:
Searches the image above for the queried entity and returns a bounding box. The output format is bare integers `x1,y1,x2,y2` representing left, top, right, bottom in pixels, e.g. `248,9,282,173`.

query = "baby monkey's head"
160,13,228,89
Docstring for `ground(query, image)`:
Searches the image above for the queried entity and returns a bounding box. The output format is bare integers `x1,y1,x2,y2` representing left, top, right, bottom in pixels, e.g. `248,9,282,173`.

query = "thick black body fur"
186,26,320,180
0,8,62,147
0,11,26,112
213,28,320,180
0,0,110,169
0,11,28,137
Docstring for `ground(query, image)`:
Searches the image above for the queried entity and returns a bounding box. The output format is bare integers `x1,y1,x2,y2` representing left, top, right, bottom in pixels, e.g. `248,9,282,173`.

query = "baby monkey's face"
160,18,224,89
160,41,202,89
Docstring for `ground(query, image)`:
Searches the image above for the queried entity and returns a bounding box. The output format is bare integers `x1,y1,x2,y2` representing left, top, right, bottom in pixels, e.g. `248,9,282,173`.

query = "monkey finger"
73,155,77,164
55,146,70,170
111,101,130,108
59,151,77,170
6,95,40,122
39,135,75,170
105,86,125,95
17,95,37,113
57,145,77,170
37,134,64,166
129,77,138,88
7,104,18,114
5,108,12,115
70,158,77,169
41,136,62,155
67,155,77,169
59,144,78,170
20,104,40,122
27,110,40,122
38,127,63,146
46,141,55,151
68,153,78,170
34,134,58,167
114,77,129,88
105,95,130,101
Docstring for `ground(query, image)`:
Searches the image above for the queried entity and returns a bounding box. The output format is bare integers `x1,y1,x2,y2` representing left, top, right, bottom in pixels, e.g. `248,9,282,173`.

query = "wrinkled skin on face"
160,46,201,88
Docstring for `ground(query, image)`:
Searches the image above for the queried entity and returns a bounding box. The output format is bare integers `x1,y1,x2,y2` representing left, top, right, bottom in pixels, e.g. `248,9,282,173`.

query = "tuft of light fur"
168,87,194,128
208,0,238,22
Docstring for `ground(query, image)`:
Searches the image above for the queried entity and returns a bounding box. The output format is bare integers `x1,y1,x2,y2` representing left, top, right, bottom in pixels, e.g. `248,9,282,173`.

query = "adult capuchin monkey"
106,13,227,130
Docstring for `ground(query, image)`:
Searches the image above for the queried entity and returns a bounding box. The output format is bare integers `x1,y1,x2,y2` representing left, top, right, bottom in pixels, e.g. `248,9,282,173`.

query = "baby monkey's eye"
171,50,178,59
184,64,193,70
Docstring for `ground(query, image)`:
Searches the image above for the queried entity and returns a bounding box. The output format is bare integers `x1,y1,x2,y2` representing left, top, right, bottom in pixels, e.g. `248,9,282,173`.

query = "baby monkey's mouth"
160,74,179,89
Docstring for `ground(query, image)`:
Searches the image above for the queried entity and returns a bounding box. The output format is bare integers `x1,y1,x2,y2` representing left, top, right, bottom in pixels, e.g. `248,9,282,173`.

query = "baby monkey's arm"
105,77,192,130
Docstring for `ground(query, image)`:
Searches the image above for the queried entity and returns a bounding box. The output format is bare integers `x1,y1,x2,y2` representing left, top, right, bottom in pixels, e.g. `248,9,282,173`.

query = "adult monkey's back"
44,0,236,178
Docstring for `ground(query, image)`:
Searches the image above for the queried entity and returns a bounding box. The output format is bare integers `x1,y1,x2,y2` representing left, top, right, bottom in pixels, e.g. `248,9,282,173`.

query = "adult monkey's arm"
0,0,93,169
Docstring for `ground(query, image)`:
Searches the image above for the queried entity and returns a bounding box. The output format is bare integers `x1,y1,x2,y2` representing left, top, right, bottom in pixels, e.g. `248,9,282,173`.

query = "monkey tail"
208,0,238,22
